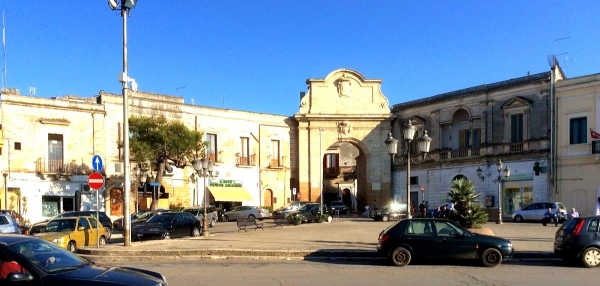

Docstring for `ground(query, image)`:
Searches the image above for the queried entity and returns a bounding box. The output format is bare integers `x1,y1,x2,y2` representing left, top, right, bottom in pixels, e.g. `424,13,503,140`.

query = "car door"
88,217,101,245
520,203,536,221
403,220,437,258
171,213,187,237
433,221,475,259
159,214,175,234
76,218,93,247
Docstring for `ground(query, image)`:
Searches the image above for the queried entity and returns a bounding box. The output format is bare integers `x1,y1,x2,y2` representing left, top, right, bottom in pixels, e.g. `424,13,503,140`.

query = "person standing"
596,197,600,216
418,200,427,218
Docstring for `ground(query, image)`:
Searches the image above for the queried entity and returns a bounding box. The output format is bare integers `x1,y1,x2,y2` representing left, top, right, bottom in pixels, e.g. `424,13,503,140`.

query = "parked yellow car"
34,216,106,252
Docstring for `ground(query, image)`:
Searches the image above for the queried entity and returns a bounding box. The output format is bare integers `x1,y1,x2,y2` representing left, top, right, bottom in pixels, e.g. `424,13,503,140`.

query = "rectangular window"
570,117,587,144
270,140,280,167
511,114,524,143
458,129,480,149
410,176,419,185
240,137,249,165
48,134,64,172
206,133,218,162
324,153,340,177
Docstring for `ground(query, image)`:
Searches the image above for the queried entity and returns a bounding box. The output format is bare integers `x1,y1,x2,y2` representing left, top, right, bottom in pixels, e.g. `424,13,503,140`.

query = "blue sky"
1,2,599,116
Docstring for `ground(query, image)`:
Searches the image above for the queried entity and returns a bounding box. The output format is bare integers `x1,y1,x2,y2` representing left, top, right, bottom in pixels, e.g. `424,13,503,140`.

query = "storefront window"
504,186,533,215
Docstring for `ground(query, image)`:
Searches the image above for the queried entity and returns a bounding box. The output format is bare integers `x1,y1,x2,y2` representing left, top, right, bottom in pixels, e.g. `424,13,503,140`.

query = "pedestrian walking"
418,200,427,218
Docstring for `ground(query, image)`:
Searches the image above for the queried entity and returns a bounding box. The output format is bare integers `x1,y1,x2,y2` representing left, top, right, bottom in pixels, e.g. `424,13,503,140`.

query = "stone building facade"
0,88,292,223
556,73,600,216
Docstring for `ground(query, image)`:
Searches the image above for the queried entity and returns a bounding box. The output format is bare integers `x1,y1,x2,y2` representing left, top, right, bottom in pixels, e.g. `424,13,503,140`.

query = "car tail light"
573,219,585,236
379,233,389,244
258,210,263,214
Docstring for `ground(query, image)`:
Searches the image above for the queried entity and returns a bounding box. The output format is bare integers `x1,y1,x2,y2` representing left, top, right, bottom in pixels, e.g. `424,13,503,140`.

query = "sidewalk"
78,218,560,262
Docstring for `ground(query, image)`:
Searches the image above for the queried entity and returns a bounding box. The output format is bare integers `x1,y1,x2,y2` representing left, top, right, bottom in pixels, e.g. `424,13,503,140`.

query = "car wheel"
382,216,389,222
581,247,600,268
209,218,216,227
104,227,112,241
248,215,256,221
514,215,523,223
67,241,77,253
162,232,171,240
481,248,503,267
191,227,201,237
390,247,411,267
99,236,107,246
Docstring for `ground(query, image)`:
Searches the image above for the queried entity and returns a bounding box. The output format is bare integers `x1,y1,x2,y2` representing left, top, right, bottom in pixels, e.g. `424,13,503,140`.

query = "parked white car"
224,206,271,221
512,202,566,222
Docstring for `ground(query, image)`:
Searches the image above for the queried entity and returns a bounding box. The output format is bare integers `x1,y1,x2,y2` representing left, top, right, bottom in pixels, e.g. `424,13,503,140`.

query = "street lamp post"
108,0,138,247
192,157,213,237
384,120,432,219
491,160,510,224
2,172,7,209
319,128,324,216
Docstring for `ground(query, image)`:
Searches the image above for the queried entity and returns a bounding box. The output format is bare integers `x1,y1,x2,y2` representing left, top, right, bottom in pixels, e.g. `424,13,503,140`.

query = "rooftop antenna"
29,87,35,95
2,11,7,90
220,97,224,108
191,98,194,105
175,86,185,94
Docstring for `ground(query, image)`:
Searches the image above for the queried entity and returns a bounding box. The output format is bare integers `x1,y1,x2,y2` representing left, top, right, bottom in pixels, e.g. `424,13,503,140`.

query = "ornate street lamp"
491,160,510,224
384,120,432,219
192,156,213,236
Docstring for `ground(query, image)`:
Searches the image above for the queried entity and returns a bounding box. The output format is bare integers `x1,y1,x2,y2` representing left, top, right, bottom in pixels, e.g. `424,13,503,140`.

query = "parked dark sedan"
0,234,167,285
554,215,600,267
113,209,167,231
377,218,513,267
287,203,329,223
372,208,405,222
329,201,349,215
131,211,201,241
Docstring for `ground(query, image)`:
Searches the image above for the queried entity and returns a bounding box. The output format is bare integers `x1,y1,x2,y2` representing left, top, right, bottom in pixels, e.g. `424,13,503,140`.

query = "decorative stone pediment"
502,96,532,111
298,69,390,116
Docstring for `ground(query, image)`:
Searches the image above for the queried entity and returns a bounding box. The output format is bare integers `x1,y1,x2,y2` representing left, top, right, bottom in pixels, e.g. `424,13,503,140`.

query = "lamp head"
417,130,432,153
192,157,202,173
384,133,398,156
108,0,118,10
496,160,503,172
476,167,484,181
403,120,417,141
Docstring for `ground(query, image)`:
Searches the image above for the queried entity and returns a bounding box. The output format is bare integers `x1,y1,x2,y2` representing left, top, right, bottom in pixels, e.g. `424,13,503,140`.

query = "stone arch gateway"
293,69,393,212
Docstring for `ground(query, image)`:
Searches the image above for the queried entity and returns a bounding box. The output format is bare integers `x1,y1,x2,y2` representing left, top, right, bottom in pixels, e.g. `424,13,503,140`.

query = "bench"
236,219,264,232
273,215,287,228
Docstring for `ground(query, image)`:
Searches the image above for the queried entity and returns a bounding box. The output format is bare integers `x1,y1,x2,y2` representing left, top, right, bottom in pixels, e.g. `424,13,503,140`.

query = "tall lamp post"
489,160,510,224
2,172,7,209
108,0,138,247
384,120,432,219
192,157,213,237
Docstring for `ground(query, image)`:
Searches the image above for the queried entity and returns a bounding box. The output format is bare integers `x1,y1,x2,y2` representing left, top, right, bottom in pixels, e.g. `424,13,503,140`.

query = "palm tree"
447,178,488,228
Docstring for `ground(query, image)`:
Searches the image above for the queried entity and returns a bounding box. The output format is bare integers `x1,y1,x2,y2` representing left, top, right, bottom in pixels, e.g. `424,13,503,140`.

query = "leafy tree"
129,116,204,210
447,178,489,228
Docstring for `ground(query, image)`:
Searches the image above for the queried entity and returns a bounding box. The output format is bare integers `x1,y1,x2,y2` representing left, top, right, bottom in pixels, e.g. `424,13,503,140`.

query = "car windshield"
9,239,88,273
45,220,76,232
146,214,173,223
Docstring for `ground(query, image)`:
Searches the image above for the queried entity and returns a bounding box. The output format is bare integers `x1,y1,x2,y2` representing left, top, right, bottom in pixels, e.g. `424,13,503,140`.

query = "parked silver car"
512,202,567,222
0,213,22,234
182,206,218,227
224,206,271,221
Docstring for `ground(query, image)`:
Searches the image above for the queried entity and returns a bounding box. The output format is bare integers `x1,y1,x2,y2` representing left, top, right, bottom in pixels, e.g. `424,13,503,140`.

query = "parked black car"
554,215,600,267
113,209,167,231
372,207,405,222
131,211,201,241
30,211,113,240
377,218,514,267
329,201,349,215
287,203,329,223
0,234,167,285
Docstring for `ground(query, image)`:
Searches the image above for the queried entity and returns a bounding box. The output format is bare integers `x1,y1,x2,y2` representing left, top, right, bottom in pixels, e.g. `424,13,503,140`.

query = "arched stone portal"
293,69,393,213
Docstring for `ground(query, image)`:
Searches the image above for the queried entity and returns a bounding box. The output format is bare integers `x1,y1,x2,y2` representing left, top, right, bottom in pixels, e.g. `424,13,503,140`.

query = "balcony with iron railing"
35,158,92,176
235,153,256,166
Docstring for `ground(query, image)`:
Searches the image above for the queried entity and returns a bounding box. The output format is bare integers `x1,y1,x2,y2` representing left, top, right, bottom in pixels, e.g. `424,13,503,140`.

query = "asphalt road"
103,259,595,286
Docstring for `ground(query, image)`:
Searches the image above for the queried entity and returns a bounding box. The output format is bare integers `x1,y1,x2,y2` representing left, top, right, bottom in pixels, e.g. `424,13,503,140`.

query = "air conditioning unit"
106,162,123,176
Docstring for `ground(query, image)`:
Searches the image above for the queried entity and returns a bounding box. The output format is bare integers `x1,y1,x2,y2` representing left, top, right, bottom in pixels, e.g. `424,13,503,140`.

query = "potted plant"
288,214,303,225
446,178,491,234
320,213,332,223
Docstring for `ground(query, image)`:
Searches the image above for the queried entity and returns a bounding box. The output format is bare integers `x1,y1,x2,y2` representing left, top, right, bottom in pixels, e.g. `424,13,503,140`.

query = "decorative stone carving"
337,121,352,141
336,74,352,98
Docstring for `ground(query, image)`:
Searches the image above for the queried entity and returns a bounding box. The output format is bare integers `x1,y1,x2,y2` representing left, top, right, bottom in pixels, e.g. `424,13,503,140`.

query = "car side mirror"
78,226,85,231
8,272,34,282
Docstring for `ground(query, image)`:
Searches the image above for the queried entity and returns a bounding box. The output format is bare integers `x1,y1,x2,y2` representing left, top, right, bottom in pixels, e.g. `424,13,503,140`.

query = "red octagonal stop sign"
88,172,105,190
